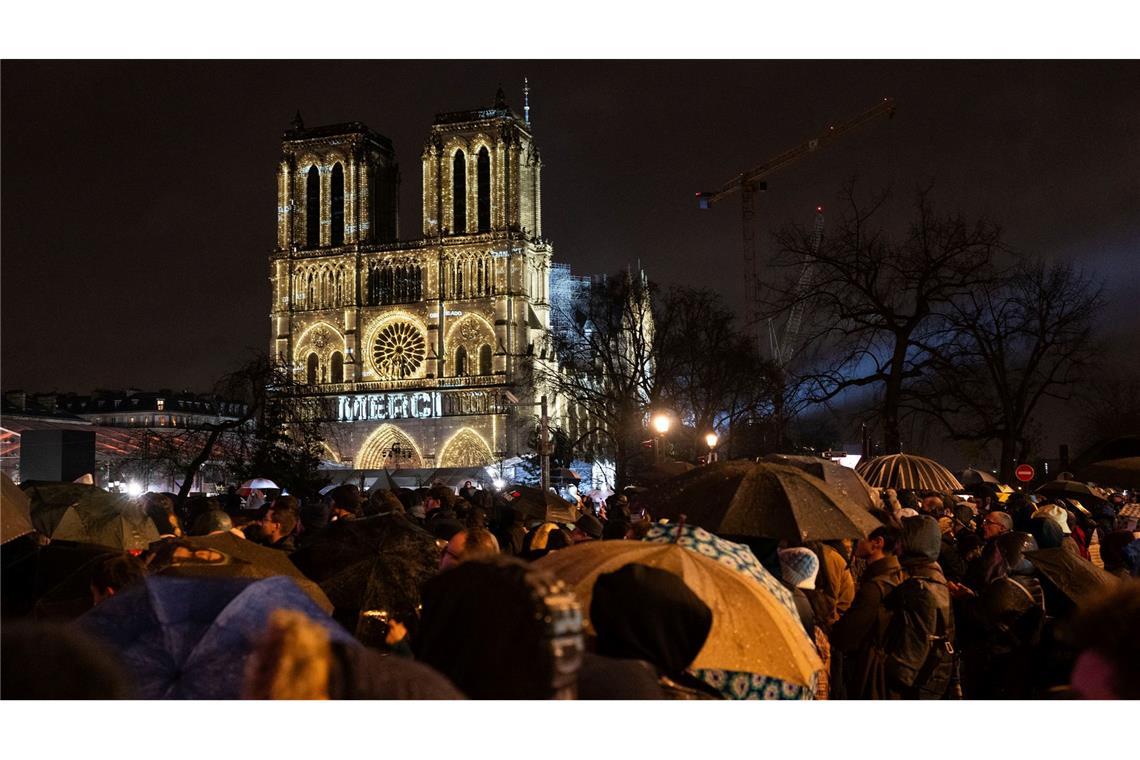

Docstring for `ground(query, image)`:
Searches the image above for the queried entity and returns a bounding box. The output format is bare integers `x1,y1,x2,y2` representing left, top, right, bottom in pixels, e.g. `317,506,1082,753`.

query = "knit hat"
1033,504,1072,534
777,547,819,590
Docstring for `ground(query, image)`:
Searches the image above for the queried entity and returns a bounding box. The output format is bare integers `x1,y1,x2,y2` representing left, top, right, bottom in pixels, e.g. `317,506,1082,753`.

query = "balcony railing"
291,374,504,395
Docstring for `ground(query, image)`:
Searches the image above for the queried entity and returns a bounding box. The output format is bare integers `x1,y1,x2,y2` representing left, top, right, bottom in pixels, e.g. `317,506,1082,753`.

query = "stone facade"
269,94,556,474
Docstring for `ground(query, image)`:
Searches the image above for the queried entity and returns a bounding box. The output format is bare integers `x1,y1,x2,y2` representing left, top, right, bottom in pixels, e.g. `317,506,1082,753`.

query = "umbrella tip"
674,514,686,541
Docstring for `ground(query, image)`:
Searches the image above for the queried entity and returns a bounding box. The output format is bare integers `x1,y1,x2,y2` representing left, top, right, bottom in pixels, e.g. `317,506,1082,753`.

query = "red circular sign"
1015,464,1035,482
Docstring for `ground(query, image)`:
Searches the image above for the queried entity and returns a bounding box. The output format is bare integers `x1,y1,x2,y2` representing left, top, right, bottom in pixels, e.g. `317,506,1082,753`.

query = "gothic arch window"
452,150,467,233
330,352,344,384
477,147,491,232
455,345,468,376
330,163,345,246
367,267,380,305
479,344,492,375
306,166,320,248
306,353,319,385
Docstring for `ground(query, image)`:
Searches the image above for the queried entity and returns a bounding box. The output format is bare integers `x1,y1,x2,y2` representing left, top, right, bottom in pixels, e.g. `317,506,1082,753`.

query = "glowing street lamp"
651,412,671,464
651,414,671,435
705,432,719,464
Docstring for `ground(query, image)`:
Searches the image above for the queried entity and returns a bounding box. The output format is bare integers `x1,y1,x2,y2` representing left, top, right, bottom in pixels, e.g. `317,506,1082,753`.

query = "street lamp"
651,412,671,464
705,432,719,464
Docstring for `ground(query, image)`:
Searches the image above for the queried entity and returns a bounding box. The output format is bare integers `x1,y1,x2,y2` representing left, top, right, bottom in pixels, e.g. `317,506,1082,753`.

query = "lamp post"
651,412,671,465
705,432,719,464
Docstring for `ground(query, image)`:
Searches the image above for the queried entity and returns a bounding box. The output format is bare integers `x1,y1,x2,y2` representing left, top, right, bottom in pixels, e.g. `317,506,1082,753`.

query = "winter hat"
1033,504,1072,534
777,547,820,590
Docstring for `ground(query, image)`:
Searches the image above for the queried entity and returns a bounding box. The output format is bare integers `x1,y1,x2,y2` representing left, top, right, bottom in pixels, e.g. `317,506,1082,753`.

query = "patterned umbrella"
642,523,815,699
856,453,964,492
536,540,822,690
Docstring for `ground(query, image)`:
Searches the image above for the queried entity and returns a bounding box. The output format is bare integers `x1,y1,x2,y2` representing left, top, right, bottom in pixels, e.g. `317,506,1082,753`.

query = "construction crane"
697,97,896,355
768,205,824,366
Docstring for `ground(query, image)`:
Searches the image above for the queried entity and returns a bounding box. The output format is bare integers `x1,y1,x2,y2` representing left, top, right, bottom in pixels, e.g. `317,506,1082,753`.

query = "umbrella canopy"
2,473,36,545
289,515,440,640
856,453,964,492
50,489,159,551
160,532,332,613
959,468,1001,487
501,485,580,524
645,460,882,542
77,575,356,699
1077,457,1140,490
762,454,880,510
536,540,821,688
238,478,279,496
21,482,100,537
1035,479,1110,504
1025,547,1120,604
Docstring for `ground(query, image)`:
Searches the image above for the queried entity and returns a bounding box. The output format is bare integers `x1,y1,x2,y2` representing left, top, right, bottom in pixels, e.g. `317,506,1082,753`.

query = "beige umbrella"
536,540,822,688
1,473,36,545
762,454,880,510
857,453,964,492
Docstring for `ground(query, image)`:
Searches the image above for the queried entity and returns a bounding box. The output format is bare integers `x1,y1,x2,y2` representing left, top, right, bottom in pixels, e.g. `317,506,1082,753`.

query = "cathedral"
269,87,560,480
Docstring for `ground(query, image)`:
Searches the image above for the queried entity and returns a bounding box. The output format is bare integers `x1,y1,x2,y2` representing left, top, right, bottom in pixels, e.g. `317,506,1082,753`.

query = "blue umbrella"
76,575,356,699
642,523,816,700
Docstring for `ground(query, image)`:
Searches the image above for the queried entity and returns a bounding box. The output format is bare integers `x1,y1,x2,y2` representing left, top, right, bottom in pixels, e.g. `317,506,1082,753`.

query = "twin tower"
268,88,557,473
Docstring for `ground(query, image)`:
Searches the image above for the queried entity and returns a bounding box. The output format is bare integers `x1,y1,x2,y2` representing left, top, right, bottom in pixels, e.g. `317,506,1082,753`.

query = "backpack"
878,575,956,699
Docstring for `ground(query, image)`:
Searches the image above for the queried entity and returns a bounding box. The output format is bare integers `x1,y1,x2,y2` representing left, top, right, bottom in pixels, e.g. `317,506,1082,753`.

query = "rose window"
372,321,426,378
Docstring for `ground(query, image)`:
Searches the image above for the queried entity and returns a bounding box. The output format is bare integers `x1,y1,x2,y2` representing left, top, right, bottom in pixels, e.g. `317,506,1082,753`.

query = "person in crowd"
142,492,182,538
965,510,1013,590
1068,581,1140,699
90,553,147,605
296,499,329,547
190,508,237,537
259,496,300,552
327,484,362,521
520,522,573,560
936,513,967,583
579,563,722,699
414,557,584,699
831,525,905,699
571,513,603,544
493,505,528,556
1101,530,1140,579
1032,503,1081,556
363,488,405,518
459,480,479,503
1006,492,1038,533
440,527,500,571
777,547,820,635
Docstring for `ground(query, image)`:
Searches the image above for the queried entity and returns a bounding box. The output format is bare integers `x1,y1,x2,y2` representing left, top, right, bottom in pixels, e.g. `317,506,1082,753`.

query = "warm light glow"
705,432,719,449
651,413,671,435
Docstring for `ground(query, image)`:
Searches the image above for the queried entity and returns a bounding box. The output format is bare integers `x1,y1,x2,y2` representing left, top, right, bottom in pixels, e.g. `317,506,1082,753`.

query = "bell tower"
421,87,542,240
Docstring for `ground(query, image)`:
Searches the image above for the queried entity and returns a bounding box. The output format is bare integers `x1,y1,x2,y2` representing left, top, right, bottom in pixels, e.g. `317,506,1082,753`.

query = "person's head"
328,484,362,521
190,509,233,536
90,553,146,605
464,481,473,489
919,493,944,515
1069,581,1140,699
263,496,299,543
590,563,712,680
415,557,584,699
1032,504,1072,535
1028,516,1065,550
995,531,1039,575
777,547,820,589
142,493,180,537
854,525,901,562
898,515,942,564
982,510,1014,540
440,528,500,570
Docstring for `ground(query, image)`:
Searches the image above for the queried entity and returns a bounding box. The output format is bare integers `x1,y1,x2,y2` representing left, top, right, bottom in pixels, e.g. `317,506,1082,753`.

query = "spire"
523,76,531,124
494,85,507,109
291,110,305,131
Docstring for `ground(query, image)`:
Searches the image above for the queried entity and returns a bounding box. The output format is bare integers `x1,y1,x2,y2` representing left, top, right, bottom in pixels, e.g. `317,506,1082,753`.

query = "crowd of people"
2,472,1138,700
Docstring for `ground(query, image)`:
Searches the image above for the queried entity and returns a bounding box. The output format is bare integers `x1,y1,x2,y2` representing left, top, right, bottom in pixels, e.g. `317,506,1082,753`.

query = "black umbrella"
2,474,36,545
1035,480,1110,505
45,486,159,551
500,485,580,524
762,454,880,509
21,482,98,537
1025,547,1120,604
289,515,440,643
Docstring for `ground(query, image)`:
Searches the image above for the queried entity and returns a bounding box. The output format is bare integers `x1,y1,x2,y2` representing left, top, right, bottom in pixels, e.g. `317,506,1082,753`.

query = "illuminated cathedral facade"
269,89,559,477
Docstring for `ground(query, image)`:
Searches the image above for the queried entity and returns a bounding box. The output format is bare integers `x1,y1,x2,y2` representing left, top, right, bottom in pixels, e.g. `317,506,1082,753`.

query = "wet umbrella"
76,575,356,699
2,473,36,545
1035,479,1110,504
289,515,439,641
959,468,1002,487
50,489,159,551
159,533,333,613
645,460,882,542
1025,547,1120,604
501,485,580,524
1077,457,1140,490
21,482,99,537
536,540,822,689
762,454,880,510
857,453,964,492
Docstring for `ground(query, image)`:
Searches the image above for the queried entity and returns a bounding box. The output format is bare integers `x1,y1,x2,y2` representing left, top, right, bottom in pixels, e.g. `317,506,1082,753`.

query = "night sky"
3,60,1138,396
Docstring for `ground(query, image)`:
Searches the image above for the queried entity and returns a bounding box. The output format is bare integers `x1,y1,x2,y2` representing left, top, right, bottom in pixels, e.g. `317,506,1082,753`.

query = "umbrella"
2,473,36,544
762,454,880,510
50,488,159,551
1077,457,1140,490
20,481,100,537
289,515,440,641
1035,480,1109,504
536,540,822,689
644,460,882,542
76,575,356,699
856,453,964,492
501,485,580,524
959,468,1001,487
550,467,581,482
160,532,333,613
238,478,279,496
1025,547,1119,604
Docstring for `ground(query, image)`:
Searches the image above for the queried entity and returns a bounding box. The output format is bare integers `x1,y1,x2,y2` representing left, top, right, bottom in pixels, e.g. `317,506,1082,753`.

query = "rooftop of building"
282,116,395,152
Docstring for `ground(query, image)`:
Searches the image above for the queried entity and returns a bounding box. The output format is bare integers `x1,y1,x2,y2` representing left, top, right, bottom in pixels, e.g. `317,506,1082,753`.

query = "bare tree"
913,261,1104,481
764,183,1002,453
